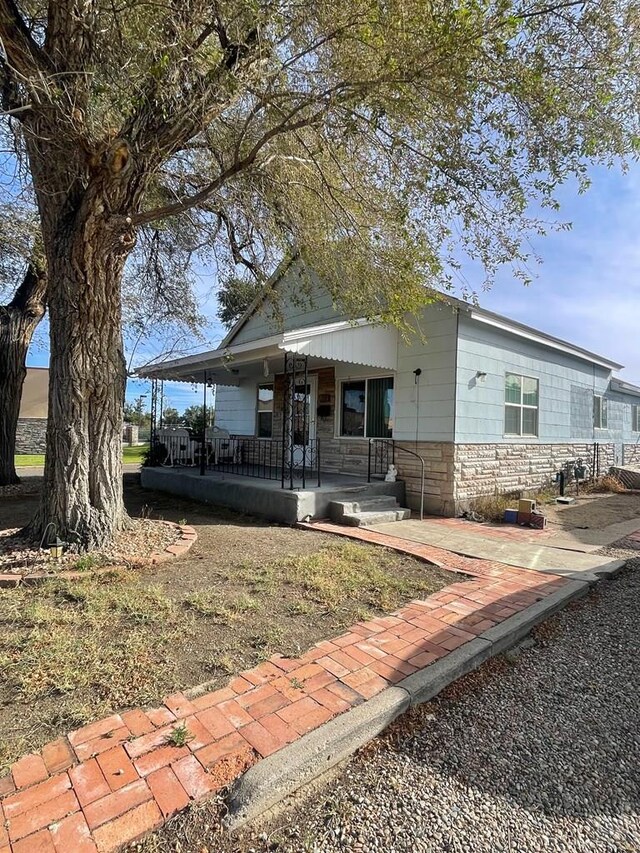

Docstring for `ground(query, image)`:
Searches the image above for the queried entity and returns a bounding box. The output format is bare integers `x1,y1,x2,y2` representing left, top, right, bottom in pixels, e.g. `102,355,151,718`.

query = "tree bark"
30,195,132,550
0,265,47,487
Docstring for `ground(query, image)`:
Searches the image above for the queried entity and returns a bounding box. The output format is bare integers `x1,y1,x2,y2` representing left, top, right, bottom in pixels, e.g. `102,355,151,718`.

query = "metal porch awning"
136,318,398,383
278,319,397,370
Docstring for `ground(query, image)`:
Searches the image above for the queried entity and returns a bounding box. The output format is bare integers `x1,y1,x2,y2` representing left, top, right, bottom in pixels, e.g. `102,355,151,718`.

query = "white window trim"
633,404,640,433
336,374,395,439
504,372,539,438
593,394,608,430
256,382,274,439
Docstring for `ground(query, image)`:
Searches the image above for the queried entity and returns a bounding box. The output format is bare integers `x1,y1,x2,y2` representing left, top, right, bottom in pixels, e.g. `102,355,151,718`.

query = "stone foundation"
15,418,47,454
454,442,616,510
623,444,640,467
393,442,456,516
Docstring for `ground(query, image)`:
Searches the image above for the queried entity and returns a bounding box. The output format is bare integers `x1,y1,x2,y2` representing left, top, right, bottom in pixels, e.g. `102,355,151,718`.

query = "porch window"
257,384,274,438
504,373,538,436
340,377,394,438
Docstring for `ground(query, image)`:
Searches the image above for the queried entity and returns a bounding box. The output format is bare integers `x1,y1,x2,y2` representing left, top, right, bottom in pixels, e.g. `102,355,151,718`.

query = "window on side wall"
593,394,607,429
504,373,539,437
340,377,394,438
257,384,274,438
633,405,640,433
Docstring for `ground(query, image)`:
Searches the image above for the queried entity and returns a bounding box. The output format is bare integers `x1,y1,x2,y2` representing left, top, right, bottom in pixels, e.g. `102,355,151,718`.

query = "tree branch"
7,258,47,315
131,104,330,226
0,0,53,77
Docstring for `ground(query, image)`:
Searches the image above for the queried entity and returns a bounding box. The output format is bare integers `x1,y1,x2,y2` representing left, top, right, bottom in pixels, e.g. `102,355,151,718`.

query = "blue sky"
27,161,640,415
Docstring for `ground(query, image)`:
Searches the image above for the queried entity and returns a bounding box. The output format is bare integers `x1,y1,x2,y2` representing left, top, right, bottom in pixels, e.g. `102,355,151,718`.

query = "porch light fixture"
476,371,487,384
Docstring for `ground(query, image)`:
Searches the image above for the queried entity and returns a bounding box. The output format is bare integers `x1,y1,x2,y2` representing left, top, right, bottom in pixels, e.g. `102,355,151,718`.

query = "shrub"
589,474,627,494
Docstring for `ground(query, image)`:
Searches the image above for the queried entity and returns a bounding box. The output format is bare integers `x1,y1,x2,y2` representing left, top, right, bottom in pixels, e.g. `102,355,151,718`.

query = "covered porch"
136,317,399,492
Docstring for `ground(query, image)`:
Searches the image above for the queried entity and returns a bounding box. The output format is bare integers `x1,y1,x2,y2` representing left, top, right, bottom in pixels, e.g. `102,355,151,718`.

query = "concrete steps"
329,496,411,527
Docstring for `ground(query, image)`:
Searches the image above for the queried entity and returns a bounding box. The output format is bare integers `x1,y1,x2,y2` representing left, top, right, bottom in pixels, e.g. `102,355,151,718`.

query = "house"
16,367,48,454
138,258,640,521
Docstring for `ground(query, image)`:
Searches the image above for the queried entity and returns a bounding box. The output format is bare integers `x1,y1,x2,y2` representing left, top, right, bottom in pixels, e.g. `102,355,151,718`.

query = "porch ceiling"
136,318,397,384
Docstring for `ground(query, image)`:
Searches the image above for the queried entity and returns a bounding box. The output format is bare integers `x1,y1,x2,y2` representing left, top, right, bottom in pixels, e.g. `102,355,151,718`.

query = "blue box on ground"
503,509,518,524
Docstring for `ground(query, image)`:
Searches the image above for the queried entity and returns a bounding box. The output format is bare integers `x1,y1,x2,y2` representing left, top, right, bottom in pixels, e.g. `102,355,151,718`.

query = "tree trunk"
0,265,47,487
31,198,131,550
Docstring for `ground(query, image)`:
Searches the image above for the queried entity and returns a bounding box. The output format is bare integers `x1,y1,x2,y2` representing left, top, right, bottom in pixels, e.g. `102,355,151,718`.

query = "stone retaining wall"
15,418,47,454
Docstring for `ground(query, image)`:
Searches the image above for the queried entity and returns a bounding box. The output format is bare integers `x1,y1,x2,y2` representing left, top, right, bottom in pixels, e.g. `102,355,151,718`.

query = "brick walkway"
0,523,570,853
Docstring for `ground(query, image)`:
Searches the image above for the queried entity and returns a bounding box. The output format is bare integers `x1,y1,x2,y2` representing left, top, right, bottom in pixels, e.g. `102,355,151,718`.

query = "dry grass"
0,540,456,770
586,474,627,494
467,493,515,523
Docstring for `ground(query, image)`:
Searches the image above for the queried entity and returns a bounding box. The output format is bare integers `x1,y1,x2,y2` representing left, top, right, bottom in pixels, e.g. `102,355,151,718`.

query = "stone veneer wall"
623,443,640,467
393,442,456,516
15,418,47,454
453,442,616,509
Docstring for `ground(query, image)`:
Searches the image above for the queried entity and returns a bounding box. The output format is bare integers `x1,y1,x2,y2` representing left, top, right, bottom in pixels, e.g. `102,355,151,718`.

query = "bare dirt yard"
0,475,456,771
538,489,640,531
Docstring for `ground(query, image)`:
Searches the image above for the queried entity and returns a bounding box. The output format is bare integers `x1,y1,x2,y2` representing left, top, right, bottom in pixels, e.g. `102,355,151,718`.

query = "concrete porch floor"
366,516,627,577
140,466,405,524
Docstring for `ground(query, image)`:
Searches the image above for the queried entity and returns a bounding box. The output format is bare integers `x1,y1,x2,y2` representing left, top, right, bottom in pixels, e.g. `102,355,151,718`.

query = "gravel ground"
146,560,640,853
264,564,640,853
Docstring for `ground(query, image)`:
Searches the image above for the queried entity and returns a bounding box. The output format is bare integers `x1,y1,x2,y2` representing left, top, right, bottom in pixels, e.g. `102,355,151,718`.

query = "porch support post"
281,352,287,490
200,370,207,476
302,354,308,489
289,354,295,490
150,378,158,452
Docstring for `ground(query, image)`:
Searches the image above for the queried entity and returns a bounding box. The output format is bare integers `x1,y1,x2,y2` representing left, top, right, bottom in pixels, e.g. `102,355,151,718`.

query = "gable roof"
220,255,298,349
221,259,624,373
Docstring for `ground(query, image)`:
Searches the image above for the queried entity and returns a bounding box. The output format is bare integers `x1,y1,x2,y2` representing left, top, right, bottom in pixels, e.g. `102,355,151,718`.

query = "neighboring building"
139,259,640,517
16,367,48,454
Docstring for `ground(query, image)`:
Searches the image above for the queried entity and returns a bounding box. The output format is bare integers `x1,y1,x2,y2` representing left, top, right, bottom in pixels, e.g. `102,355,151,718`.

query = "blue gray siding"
231,262,348,346
454,313,639,445
393,304,457,442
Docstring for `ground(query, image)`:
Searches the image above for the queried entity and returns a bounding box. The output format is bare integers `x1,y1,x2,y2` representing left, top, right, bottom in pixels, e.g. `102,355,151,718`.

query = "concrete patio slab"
368,518,623,576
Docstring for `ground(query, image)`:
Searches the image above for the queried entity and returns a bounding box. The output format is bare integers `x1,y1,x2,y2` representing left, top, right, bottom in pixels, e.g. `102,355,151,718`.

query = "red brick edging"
0,523,570,852
0,523,197,589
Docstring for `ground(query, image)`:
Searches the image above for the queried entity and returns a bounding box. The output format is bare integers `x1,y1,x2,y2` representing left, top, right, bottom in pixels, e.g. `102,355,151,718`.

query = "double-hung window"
593,394,607,429
257,384,274,438
633,405,640,433
340,377,394,438
504,373,539,437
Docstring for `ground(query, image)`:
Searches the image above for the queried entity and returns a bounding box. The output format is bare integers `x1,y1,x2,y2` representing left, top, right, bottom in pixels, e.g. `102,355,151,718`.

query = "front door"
291,374,317,468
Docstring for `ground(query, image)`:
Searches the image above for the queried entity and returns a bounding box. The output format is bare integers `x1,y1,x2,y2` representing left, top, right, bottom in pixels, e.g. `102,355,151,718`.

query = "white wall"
214,383,257,435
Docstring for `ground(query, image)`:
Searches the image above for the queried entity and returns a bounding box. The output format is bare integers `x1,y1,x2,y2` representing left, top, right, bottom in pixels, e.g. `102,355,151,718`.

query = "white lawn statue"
385,464,398,483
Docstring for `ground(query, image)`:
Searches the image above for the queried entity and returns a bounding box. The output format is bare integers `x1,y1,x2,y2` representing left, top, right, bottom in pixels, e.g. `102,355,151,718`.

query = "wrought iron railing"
150,434,321,488
207,437,282,481
281,437,321,490
367,438,426,520
367,438,395,481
